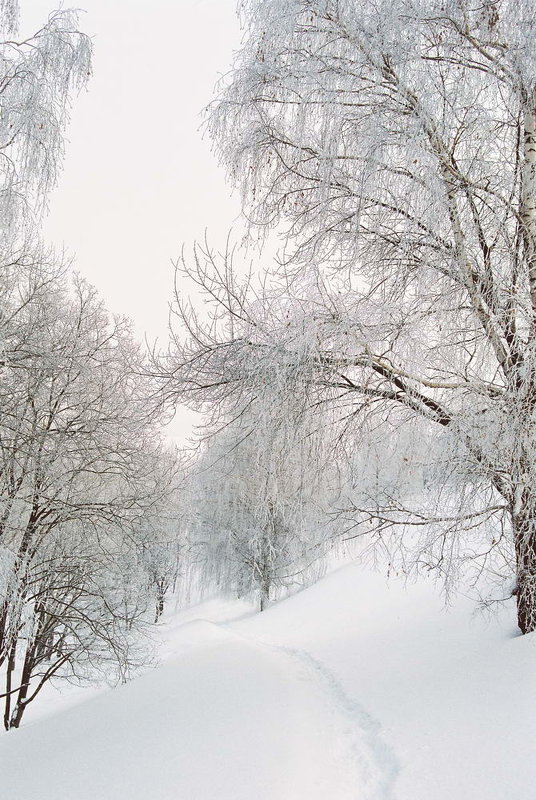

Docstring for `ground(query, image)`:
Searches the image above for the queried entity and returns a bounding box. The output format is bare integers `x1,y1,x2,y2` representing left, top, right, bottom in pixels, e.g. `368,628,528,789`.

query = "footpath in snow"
1,563,536,799
0,592,391,800
233,566,536,800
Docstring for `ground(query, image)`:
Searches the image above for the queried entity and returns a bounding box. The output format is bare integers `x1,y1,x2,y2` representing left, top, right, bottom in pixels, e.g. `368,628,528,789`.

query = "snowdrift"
1,564,535,799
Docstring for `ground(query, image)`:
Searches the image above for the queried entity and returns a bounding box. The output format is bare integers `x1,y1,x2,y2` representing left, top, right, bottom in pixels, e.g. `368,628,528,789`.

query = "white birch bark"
521,86,536,316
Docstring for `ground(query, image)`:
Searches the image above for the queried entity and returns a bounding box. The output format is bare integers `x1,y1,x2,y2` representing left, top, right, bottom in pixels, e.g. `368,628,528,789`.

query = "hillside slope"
1,564,535,799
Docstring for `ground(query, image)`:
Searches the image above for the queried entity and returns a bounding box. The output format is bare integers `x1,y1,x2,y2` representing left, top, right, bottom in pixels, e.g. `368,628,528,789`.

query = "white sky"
21,0,243,343
19,0,245,442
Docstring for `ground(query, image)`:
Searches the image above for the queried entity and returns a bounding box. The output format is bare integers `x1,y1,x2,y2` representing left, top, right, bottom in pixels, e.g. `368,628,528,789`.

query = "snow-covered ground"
1,563,535,799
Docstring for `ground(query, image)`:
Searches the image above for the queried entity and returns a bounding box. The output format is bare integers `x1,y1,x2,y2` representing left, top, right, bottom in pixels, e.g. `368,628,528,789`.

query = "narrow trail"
228,623,400,800
273,643,399,799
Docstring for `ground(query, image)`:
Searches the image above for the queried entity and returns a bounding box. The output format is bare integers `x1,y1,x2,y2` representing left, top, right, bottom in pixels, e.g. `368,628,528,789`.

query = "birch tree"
0,2,91,248
159,0,536,633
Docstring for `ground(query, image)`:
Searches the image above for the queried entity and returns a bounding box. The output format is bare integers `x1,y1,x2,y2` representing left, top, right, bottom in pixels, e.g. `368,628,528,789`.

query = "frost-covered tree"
0,3,185,729
0,263,182,729
162,0,536,633
188,400,331,611
137,480,186,624
0,2,91,248
160,243,336,609
0,0,92,439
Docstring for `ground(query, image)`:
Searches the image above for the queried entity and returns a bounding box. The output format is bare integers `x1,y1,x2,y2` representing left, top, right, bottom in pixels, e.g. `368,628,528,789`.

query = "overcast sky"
21,0,243,344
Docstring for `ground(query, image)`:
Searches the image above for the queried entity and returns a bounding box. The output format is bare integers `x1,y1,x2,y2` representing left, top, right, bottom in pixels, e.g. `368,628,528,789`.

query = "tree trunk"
7,639,37,729
3,640,17,730
513,489,536,634
0,599,10,669
154,579,166,623
521,86,536,315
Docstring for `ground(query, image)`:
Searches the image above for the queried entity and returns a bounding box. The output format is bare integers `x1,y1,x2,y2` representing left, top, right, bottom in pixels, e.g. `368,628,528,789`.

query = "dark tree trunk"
259,577,270,612
7,639,37,729
154,579,166,623
3,640,17,731
0,599,9,669
513,490,536,634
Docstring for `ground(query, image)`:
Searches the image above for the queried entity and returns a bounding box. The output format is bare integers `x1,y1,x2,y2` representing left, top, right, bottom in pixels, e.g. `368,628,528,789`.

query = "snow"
1,563,535,799
236,566,536,799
